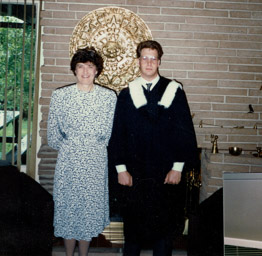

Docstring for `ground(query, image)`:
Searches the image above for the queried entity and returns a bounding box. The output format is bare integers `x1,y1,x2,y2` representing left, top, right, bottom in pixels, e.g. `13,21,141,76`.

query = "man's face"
138,48,160,80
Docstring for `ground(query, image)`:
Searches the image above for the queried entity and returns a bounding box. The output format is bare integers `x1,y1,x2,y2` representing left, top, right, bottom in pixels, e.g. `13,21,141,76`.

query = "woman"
47,47,117,256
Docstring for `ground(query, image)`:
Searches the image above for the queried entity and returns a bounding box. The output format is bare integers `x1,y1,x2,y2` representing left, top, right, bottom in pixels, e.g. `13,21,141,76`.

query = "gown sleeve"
171,87,199,170
108,89,129,167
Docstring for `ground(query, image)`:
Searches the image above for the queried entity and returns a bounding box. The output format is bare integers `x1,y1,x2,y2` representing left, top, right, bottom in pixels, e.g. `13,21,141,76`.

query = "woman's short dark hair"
136,40,163,60
70,47,103,77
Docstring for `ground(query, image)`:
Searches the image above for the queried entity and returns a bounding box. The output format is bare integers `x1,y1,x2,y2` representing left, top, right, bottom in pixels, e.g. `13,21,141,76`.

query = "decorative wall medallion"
69,6,152,93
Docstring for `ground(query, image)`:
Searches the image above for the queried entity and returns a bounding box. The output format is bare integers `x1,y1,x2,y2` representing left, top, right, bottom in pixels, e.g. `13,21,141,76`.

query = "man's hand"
118,171,133,187
164,170,182,185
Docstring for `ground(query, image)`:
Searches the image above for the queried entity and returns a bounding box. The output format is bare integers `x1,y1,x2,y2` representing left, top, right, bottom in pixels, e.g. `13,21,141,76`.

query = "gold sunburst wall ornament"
69,6,153,93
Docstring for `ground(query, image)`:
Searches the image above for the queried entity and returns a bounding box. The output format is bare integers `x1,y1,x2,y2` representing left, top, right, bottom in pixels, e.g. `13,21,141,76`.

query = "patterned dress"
47,84,117,241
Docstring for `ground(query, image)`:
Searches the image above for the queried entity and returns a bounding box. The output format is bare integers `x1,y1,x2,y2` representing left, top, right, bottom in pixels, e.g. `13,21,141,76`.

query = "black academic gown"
109,76,198,242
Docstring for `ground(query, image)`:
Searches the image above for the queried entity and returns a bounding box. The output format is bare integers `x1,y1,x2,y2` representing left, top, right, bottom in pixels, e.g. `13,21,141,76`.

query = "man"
109,40,199,256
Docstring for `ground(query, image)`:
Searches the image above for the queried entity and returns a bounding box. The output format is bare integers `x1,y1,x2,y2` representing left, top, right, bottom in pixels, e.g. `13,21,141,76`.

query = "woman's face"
75,61,97,85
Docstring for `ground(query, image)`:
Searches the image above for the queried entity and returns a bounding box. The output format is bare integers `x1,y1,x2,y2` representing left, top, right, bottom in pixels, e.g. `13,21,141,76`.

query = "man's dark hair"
136,40,164,60
70,46,103,77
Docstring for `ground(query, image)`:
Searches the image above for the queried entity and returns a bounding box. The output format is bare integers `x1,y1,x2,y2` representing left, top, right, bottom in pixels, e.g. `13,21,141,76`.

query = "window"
0,1,38,174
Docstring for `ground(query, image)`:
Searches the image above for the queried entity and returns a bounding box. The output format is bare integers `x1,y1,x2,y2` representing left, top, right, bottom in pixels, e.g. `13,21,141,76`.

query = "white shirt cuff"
172,162,184,172
116,164,127,173
116,163,184,173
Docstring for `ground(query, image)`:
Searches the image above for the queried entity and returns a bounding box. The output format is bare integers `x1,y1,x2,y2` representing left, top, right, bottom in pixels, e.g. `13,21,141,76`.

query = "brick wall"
38,0,262,195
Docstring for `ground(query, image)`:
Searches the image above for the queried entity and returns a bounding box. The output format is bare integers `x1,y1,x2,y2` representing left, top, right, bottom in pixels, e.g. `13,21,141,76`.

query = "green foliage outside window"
0,15,36,118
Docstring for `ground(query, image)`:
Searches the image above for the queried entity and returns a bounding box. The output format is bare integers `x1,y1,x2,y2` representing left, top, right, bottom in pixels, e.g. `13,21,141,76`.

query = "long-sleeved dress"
109,76,199,242
47,83,116,241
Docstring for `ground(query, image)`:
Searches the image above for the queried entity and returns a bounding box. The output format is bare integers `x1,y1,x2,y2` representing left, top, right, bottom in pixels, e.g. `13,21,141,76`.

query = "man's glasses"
140,55,158,63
